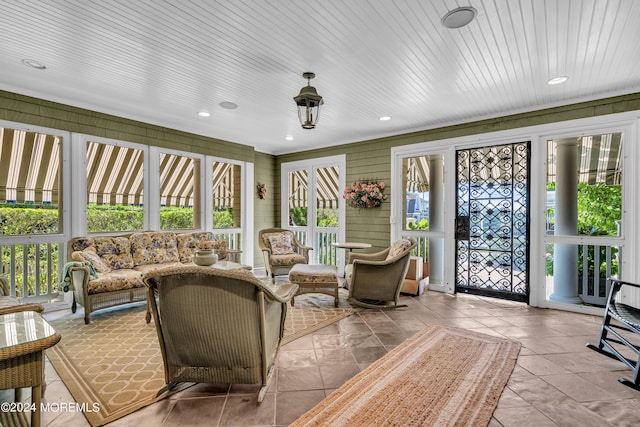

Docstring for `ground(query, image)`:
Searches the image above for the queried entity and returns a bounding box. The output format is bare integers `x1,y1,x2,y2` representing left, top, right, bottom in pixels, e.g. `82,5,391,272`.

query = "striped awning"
547,133,623,185
87,141,144,205
0,128,61,204
405,157,430,193
288,166,339,209
159,152,196,207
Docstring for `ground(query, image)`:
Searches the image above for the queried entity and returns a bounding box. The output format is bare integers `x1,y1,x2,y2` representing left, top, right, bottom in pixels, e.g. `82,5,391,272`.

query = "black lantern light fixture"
293,72,323,129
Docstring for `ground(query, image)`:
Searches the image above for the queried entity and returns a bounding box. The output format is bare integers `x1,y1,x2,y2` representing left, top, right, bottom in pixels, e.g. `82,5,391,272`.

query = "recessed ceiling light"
219,101,238,110
379,116,392,121
198,111,211,117
285,135,294,141
21,59,47,70
547,76,569,85
441,7,477,29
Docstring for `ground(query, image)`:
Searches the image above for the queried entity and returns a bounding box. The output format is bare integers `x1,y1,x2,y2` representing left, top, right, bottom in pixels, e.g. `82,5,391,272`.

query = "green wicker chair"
345,238,417,309
143,265,298,402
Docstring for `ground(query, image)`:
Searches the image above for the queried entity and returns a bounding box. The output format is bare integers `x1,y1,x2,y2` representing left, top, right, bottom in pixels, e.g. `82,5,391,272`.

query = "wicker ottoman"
288,264,339,307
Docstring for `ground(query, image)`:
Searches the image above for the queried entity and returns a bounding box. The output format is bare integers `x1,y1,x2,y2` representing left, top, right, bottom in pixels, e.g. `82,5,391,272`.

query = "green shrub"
317,208,338,227
87,204,144,232
0,206,59,235
160,206,194,230
213,208,235,228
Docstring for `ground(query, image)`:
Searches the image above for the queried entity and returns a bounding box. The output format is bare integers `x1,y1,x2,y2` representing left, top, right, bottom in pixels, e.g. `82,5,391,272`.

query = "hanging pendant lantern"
293,72,323,129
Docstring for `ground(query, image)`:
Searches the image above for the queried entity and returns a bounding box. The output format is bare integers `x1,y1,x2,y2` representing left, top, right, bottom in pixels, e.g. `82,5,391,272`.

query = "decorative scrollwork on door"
456,142,530,302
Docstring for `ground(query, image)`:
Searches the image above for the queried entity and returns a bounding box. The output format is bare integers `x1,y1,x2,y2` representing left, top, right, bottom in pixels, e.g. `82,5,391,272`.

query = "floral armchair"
258,228,313,279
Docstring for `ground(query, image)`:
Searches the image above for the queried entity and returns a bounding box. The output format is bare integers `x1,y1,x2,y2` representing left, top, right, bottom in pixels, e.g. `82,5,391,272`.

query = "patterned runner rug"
47,293,357,426
291,324,521,427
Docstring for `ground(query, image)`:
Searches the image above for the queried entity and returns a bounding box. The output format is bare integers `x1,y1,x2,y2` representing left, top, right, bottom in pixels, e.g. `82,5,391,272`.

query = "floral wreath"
343,179,388,208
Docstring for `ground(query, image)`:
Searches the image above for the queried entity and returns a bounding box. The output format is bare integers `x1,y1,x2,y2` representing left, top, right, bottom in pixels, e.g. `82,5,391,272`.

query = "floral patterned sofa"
66,231,239,324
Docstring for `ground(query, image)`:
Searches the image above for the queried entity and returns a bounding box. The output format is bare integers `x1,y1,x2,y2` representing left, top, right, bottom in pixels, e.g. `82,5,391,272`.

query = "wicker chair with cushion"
345,238,417,309
258,228,313,279
143,265,298,403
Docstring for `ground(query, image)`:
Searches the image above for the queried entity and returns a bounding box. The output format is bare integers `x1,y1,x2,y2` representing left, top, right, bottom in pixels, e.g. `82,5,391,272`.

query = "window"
86,140,144,232
0,126,64,298
160,152,200,230
212,161,241,228
545,132,623,305
403,156,434,231
0,127,62,235
546,133,622,237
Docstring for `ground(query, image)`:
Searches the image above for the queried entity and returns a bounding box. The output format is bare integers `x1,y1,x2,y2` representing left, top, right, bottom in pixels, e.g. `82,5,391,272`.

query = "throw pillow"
386,239,413,260
268,234,294,255
71,249,110,273
198,240,228,261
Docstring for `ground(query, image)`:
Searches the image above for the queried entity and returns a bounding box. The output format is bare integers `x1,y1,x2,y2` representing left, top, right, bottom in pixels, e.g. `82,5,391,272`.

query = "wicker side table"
0,311,61,427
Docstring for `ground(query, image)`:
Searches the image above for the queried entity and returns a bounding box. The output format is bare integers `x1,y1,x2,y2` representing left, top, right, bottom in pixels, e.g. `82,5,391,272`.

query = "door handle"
456,215,470,240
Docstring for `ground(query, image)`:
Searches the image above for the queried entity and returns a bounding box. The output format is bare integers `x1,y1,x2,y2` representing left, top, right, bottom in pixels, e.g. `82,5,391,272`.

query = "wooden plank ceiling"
1,0,639,155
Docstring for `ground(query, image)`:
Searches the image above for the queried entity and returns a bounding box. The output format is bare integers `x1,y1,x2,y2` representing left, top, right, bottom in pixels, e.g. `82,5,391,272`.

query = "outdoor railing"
290,229,338,265
402,233,429,262
576,243,619,306
211,230,242,251
1,241,64,302
315,229,338,265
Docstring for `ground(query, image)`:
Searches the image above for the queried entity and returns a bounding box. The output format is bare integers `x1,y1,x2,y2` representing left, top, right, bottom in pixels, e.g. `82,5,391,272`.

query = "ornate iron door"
455,142,530,302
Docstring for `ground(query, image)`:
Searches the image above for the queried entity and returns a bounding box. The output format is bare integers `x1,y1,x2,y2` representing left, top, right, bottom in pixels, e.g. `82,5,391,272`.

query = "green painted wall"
0,90,255,162
277,92,640,252
253,152,277,267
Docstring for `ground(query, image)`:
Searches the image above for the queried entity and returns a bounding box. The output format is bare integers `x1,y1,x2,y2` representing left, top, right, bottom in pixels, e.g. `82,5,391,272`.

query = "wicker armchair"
143,265,298,403
345,238,417,309
258,228,313,279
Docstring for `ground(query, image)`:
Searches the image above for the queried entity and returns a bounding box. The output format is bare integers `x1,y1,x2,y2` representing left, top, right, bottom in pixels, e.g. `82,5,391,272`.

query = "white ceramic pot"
193,249,218,266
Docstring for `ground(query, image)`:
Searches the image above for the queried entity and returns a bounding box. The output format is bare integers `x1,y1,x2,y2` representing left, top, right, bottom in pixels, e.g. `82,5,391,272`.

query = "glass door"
455,142,530,302
282,156,345,267
399,154,446,289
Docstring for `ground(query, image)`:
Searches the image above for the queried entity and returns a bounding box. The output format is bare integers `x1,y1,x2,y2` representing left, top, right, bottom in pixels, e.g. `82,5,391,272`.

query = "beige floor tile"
276,366,323,392
492,406,557,426
517,354,572,376
275,390,326,426
217,394,276,427
535,400,615,427
583,399,640,427
541,373,621,402
318,363,360,388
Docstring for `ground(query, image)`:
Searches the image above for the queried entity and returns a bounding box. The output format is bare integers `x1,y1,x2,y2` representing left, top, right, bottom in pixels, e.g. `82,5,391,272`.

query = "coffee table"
191,261,253,271
0,311,61,427
207,260,252,271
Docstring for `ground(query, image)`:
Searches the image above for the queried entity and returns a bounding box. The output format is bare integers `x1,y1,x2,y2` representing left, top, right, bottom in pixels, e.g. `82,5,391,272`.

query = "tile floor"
5,279,640,426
